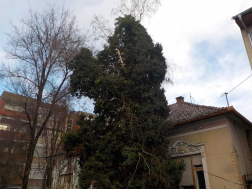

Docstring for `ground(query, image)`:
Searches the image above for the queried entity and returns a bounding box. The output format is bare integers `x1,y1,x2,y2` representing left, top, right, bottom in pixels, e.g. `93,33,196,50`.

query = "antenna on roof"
221,92,229,107
221,73,252,107
189,92,195,103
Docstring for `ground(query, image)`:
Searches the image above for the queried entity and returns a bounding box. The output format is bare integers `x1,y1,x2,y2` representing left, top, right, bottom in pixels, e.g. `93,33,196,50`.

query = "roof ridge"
170,101,227,110
168,101,229,125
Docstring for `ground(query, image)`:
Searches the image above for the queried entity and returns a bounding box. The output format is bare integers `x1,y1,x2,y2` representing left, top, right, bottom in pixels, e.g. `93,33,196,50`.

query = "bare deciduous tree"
91,0,161,42
41,101,69,189
91,15,113,42
4,5,85,189
112,0,161,21
91,0,161,53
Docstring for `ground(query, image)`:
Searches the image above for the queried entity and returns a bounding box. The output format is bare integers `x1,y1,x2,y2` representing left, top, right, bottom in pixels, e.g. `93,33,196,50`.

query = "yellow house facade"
168,96,252,189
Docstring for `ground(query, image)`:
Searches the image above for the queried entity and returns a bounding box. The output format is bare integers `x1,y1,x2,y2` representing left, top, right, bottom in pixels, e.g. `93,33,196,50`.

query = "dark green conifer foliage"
65,15,184,189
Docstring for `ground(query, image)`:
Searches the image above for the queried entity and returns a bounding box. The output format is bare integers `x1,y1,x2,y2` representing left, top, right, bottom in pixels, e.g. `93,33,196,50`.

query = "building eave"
232,7,252,20
173,106,252,127
232,7,252,30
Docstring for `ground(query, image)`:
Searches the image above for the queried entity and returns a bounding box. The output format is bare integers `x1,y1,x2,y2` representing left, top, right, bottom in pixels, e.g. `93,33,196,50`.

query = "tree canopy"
65,15,184,189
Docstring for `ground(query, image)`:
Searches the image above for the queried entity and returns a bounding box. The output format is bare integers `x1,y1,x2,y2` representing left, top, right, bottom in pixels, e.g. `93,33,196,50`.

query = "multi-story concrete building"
0,91,74,189
51,112,93,189
0,91,30,189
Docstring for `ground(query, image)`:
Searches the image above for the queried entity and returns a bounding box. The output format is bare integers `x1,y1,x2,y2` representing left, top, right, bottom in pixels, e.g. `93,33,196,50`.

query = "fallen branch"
117,48,124,67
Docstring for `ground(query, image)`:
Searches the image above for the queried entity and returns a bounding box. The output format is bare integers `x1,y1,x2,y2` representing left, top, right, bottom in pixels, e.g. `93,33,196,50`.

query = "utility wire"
227,73,252,94
204,170,244,186
221,73,252,107
181,158,244,186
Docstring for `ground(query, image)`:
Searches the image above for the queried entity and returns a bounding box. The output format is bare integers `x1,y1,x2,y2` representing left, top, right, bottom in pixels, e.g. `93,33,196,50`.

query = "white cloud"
139,0,252,121
0,0,252,121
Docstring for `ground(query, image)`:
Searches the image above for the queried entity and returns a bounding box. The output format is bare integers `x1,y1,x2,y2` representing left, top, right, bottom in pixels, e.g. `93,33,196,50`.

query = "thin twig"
130,116,133,137
132,154,141,179
138,152,151,182
142,149,154,157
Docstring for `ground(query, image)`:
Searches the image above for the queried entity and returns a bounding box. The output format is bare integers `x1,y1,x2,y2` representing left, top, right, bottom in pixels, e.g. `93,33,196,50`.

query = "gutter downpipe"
238,14,252,49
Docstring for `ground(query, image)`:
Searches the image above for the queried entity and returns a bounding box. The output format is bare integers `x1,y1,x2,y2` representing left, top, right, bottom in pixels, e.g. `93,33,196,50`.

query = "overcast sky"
0,0,252,121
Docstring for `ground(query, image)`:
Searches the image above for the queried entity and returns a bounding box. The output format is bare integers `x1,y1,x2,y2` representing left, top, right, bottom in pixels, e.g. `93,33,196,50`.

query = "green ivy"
65,15,185,189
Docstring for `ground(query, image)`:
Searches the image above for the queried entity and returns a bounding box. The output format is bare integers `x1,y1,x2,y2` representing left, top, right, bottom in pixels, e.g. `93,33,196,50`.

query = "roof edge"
229,106,252,127
173,106,252,127
232,7,252,20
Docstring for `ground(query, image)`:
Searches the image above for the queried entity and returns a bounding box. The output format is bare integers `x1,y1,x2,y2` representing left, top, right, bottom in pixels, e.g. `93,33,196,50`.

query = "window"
4,104,23,112
182,186,194,189
29,167,45,179
40,132,47,137
34,147,46,157
179,155,206,189
0,125,8,130
195,166,206,189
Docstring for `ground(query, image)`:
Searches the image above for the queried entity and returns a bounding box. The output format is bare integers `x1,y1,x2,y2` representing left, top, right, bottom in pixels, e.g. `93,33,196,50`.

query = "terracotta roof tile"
168,101,228,124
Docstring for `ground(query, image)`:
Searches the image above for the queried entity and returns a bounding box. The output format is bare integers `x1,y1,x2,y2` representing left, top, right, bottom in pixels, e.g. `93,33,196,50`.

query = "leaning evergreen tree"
65,15,184,189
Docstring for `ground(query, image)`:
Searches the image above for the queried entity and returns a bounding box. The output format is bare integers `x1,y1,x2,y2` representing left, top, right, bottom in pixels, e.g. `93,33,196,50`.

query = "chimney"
176,96,184,103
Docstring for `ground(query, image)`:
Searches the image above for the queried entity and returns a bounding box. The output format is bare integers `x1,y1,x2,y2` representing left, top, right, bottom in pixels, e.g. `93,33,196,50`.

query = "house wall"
52,154,80,189
228,118,252,176
168,116,244,189
240,28,252,69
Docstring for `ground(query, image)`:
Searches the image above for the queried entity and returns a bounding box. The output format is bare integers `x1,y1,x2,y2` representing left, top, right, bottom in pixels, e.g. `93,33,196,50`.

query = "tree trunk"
42,163,48,189
46,165,52,189
42,157,52,189
21,140,36,189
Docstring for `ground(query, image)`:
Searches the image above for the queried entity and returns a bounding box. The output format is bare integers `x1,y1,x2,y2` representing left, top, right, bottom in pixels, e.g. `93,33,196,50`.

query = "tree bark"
21,140,37,189
42,157,52,189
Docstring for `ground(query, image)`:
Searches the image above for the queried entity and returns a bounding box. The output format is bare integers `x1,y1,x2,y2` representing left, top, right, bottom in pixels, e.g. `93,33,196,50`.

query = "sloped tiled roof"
168,100,228,125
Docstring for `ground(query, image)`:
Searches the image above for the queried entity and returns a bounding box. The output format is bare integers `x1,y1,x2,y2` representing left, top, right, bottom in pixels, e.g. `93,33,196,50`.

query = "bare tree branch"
3,4,86,189
138,152,151,182
112,0,161,22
